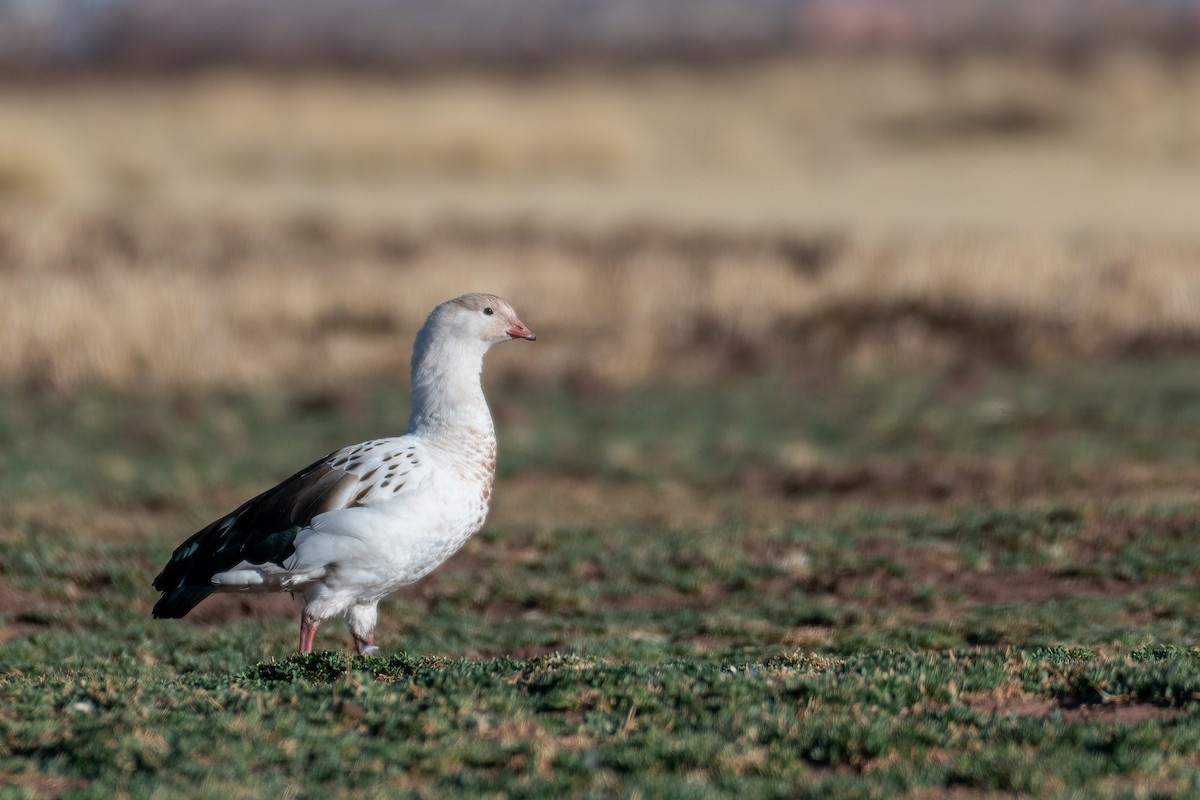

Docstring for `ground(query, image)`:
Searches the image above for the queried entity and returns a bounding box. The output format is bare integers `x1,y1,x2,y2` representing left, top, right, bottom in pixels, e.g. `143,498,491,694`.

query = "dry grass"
3,55,1200,390
5,216,1200,390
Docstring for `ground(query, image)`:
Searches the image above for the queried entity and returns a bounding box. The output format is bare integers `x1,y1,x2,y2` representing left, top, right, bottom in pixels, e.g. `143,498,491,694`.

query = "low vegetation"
4,364,1200,796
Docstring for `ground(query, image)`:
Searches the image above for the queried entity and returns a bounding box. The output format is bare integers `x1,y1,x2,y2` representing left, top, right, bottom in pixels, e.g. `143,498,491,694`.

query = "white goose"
152,293,536,654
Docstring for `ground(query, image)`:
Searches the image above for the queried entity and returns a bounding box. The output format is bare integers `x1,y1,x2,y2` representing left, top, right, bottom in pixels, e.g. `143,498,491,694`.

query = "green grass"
4,360,1200,796
4,649,1200,798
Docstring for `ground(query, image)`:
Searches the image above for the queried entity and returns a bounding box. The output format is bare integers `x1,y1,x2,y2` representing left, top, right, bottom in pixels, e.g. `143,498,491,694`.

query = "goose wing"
151,437,428,617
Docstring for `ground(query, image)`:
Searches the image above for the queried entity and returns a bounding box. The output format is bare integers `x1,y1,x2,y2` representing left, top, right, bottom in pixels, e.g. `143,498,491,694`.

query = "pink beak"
507,321,536,341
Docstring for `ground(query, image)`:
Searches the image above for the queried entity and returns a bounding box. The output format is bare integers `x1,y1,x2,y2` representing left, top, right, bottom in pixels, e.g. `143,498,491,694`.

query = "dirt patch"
0,584,54,617
960,689,1184,724
607,585,727,612
906,787,1024,800
477,642,564,660
780,626,835,649
183,592,300,625
1073,511,1200,560
775,458,1035,503
938,570,1140,605
961,689,1059,718
686,634,743,654
788,301,1060,371
0,771,88,798
773,458,1200,507
1057,701,1185,724
771,508,1195,611
846,562,1147,608
745,532,1152,613
874,101,1070,145
0,584,60,643
493,472,764,533
494,464,1194,541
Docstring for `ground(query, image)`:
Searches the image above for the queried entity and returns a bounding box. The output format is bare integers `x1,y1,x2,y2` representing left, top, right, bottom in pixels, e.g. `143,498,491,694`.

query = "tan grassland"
3,54,1200,390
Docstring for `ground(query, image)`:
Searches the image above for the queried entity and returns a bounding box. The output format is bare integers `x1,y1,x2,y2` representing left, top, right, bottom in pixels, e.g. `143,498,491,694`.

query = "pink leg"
299,615,319,654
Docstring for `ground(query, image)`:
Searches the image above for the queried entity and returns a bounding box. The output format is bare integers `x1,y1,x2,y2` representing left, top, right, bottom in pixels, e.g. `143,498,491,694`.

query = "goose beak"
507,321,536,341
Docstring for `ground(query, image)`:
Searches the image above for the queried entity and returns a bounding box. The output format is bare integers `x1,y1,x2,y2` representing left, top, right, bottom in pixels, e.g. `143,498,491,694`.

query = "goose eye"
483,307,494,316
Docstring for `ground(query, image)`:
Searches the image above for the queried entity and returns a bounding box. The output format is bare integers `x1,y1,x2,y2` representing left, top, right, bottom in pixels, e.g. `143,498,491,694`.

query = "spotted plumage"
152,293,536,654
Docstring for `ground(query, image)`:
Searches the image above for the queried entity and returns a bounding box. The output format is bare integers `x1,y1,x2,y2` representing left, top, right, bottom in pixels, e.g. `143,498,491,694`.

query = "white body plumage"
152,293,535,654
212,431,493,627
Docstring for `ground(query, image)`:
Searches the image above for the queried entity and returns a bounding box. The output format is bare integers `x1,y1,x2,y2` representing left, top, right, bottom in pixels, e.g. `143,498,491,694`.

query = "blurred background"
3,0,1200,395
6,0,1200,655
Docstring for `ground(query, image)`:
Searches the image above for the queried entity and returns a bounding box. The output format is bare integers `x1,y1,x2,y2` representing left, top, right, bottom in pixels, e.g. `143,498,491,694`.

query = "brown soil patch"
906,788,1019,800
961,689,1059,718
497,463,1200,548
775,458,1035,503
492,472,769,533
1058,702,1185,724
0,622,50,644
849,564,1146,609
687,635,742,654
182,592,301,625
3,497,182,545
939,570,1139,605
0,585,60,643
478,642,564,660
960,690,1184,724
0,584,54,616
1073,511,1200,560
607,585,727,612
780,626,835,648
774,458,1200,507
745,532,1154,617
0,771,88,799
781,505,1200,612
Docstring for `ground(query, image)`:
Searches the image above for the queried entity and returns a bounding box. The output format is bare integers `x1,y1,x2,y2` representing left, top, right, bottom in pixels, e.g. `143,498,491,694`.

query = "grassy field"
5,54,1200,797
5,363,1200,796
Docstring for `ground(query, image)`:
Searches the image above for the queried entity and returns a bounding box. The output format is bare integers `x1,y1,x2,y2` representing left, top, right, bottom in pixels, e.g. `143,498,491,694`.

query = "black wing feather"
151,452,359,618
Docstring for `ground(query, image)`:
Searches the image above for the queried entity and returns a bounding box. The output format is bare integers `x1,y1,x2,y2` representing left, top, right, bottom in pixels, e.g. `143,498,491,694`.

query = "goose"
152,293,535,654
